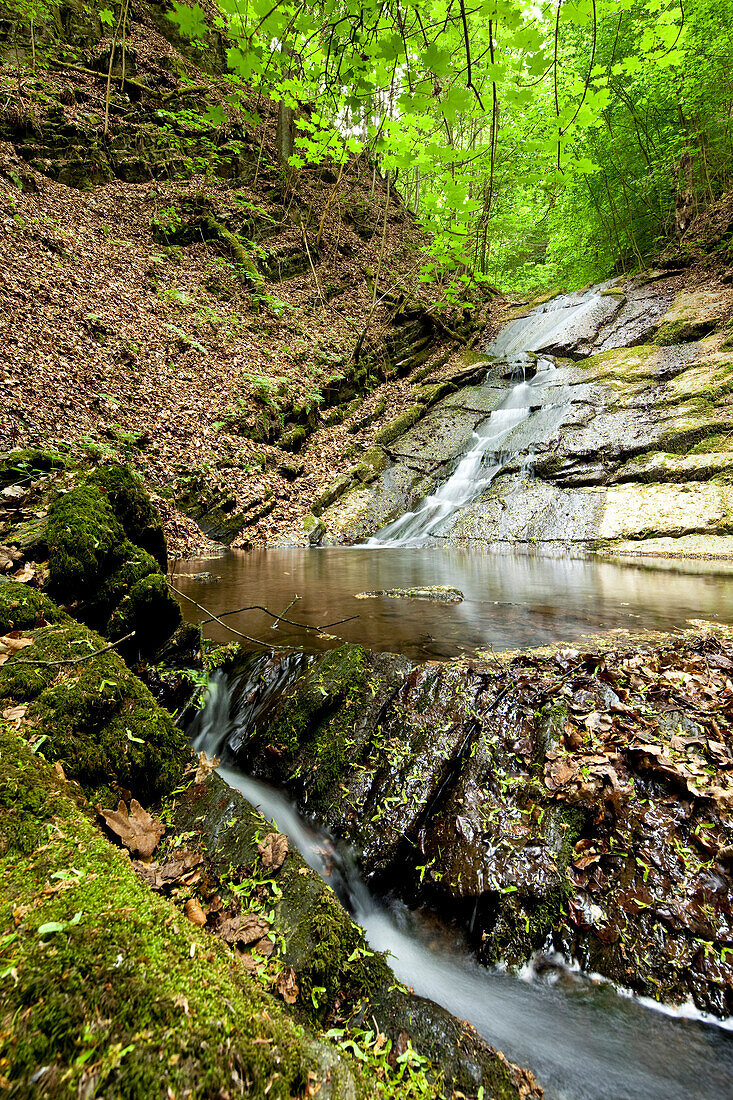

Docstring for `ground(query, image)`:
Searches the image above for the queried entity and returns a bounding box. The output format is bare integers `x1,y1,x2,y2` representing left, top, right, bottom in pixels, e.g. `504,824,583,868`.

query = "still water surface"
173,546,733,658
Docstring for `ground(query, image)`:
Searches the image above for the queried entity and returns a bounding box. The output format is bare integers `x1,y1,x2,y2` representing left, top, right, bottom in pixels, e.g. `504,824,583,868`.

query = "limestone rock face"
321,273,733,556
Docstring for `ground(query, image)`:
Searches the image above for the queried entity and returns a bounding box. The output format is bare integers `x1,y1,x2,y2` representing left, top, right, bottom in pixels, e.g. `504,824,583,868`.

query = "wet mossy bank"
0,461,539,1098
0,590,537,1099
1,452,180,659
225,634,733,1019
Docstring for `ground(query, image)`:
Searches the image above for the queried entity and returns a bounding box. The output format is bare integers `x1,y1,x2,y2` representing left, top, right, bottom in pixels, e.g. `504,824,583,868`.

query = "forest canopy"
130,0,733,289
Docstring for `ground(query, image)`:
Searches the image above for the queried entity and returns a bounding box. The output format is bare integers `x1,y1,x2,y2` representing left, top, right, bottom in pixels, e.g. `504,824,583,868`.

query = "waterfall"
367,284,613,547
368,356,556,546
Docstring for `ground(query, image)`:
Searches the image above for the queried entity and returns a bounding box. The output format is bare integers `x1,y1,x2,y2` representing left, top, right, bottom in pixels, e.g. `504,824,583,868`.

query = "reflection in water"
215,764,733,1100
173,547,733,659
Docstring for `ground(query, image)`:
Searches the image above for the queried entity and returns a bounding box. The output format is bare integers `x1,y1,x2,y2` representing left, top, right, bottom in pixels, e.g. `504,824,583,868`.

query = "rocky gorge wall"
218,633,733,1020
313,274,733,557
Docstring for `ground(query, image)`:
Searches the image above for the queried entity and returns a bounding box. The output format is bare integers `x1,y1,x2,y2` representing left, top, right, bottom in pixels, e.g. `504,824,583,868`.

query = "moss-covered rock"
373,404,425,446
0,730,362,1100
0,586,65,632
42,465,180,655
0,447,68,488
262,644,369,797
167,770,539,1099
311,471,356,516
90,464,167,570
653,290,726,345
0,586,188,803
225,630,733,1018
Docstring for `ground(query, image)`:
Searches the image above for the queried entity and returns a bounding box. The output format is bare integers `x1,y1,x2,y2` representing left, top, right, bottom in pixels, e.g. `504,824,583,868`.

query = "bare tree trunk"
276,102,294,167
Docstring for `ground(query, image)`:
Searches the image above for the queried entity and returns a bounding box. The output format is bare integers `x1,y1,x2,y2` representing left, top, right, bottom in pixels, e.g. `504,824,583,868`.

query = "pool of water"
172,547,733,658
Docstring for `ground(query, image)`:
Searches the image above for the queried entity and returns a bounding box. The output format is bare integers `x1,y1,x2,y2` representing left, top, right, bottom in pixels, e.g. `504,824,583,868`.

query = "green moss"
414,381,457,406
373,405,425,446
106,572,182,652
0,586,65,632
0,447,68,488
91,465,168,570
691,433,733,453
311,472,355,516
267,645,368,797
281,424,308,451
0,596,188,803
579,345,659,391
46,481,126,600
44,468,180,655
286,890,388,1025
654,318,719,345
0,731,359,1100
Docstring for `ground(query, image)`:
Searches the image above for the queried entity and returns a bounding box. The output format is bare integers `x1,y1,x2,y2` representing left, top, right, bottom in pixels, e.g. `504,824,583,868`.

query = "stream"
179,282,733,1096
190,678,733,1100
174,546,733,659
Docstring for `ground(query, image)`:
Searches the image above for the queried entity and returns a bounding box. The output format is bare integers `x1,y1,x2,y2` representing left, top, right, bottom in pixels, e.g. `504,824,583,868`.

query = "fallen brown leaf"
192,750,219,785
184,898,207,927
0,634,33,655
217,912,270,946
2,704,27,723
97,798,165,859
276,966,299,1004
258,831,289,872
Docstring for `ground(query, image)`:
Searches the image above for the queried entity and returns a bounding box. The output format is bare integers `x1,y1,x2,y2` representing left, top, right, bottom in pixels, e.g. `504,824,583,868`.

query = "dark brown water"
171,547,733,658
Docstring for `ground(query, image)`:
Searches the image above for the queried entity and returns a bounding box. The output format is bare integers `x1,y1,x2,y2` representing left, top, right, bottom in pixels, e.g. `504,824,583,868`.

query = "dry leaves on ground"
258,831,289,872
276,966,299,1004
2,704,27,724
97,798,165,859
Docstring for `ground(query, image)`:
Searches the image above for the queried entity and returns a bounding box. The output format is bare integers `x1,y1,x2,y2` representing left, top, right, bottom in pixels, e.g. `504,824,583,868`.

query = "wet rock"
373,405,427,446
168,769,541,1099
324,277,733,554
227,629,733,1018
653,290,727,345
303,512,326,545
355,586,464,603
387,407,484,469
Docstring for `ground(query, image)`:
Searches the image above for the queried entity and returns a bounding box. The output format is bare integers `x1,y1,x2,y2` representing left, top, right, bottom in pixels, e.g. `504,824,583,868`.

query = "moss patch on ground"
0,585,188,805
0,728,362,1100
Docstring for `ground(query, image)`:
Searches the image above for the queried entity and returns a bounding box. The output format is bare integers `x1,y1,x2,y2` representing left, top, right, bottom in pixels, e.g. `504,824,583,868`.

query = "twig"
199,602,358,631
300,219,327,313
272,595,299,630
168,584,291,648
12,631,136,666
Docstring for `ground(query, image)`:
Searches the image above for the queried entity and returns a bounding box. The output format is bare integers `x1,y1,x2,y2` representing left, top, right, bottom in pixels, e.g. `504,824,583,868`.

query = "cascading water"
367,283,616,547
190,669,733,1100
368,360,549,546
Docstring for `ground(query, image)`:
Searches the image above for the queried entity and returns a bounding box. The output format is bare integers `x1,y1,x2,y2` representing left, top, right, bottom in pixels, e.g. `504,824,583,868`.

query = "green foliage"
165,0,733,290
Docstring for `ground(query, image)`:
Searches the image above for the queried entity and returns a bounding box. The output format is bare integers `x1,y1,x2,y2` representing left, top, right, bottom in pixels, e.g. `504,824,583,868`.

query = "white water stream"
368,285,612,547
368,360,549,545
191,676,733,1100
